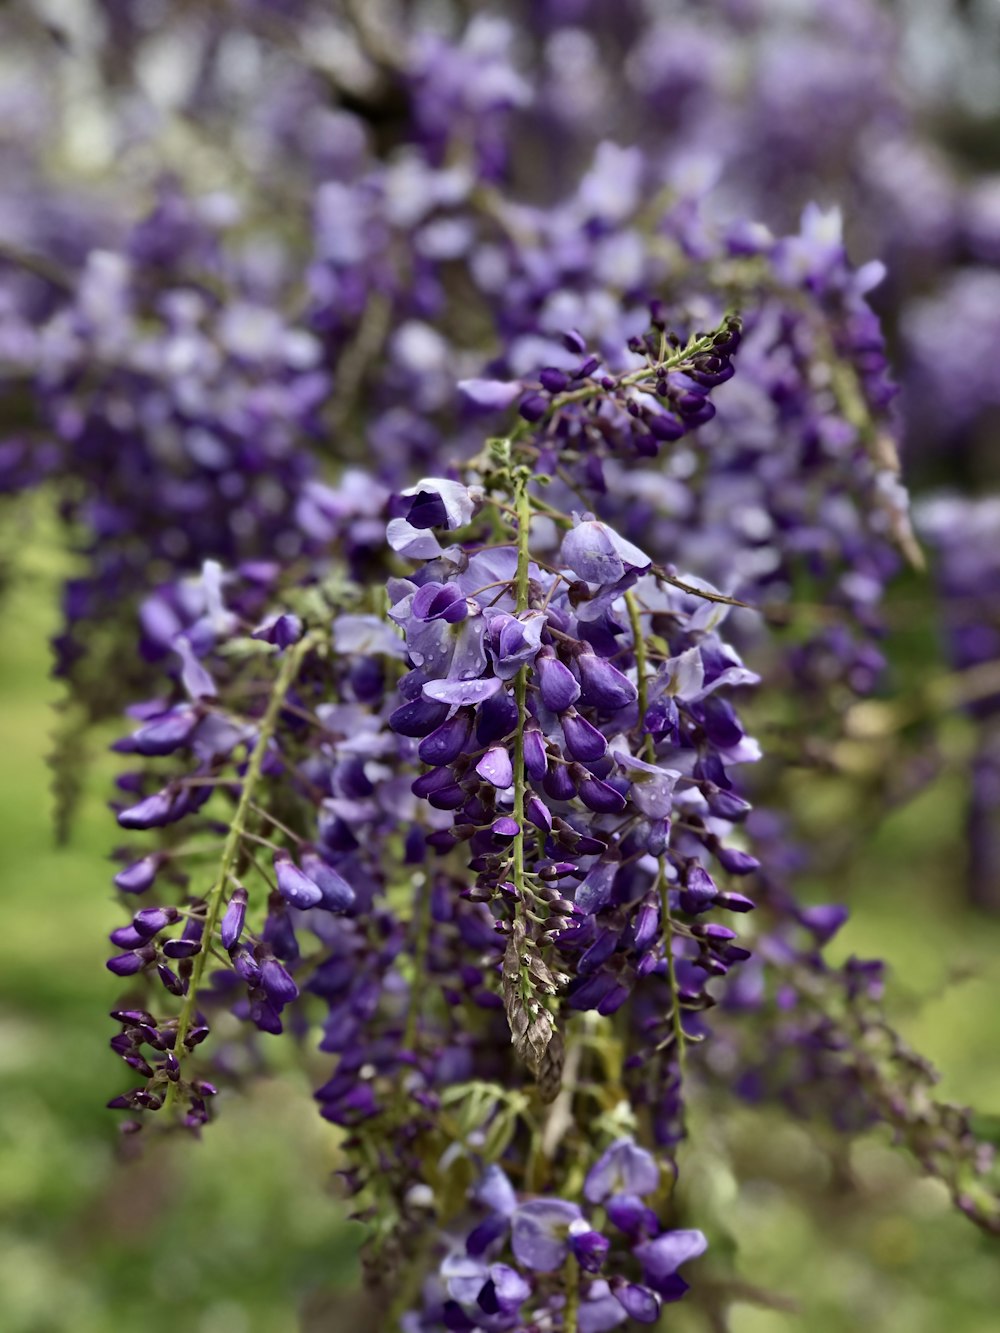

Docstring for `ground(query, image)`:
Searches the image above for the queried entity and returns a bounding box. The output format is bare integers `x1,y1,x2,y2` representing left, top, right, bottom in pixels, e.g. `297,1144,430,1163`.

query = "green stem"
509,330,721,449
658,857,687,1082
510,467,533,909
562,1254,580,1333
626,589,686,1079
625,590,654,763
166,634,317,1103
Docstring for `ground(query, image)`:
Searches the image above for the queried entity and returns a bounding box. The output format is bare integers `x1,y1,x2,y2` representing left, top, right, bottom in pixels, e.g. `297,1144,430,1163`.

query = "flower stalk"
167,633,317,1101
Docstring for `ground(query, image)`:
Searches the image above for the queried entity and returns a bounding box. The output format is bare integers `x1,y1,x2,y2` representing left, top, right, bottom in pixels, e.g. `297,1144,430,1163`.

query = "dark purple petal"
518,393,548,422
260,956,299,1006
220,888,248,950
571,1228,610,1273
133,906,178,940
110,926,145,949
536,650,581,712
578,776,627,814
716,891,755,913
113,856,160,895
476,745,514,788
605,1193,659,1239
252,613,303,648
130,708,199,756
539,367,570,394
476,690,519,745
301,853,356,912
634,1230,708,1285
106,951,145,976
419,711,473,765
678,865,718,915
575,861,617,914
526,795,552,832
562,710,608,762
523,727,548,780
390,697,450,737
162,938,200,960
613,1283,660,1324
117,790,176,830
479,1264,531,1316
274,855,324,910
714,845,760,876
578,651,638,711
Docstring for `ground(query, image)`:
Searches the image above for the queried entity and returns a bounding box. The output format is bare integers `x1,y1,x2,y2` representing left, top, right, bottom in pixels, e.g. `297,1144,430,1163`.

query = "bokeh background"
3,1,1000,1330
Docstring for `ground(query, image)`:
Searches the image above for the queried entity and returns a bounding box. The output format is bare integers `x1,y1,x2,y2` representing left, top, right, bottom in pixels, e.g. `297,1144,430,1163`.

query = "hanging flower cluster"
92,305,1000,1326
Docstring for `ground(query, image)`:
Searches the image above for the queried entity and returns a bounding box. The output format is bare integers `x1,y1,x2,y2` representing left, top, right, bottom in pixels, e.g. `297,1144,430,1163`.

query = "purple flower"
117,790,177,830
579,1281,628,1332
252,613,303,648
107,950,148,976
220,888,248,950
458,378,522,412
604,1194,659,1239
539,367,571,393
511,1198,583,1272
300,853,356,912
578,776,627,815
259,956,299,1006
679,865,718,915
113,856,160,895
570,1225,610,1273
584,1138,660,1203
560,519,651,587
125,707,199,756
535,648,581,711
412,583,469,625
519,393,549,422
562,710,608,762
575,861,618,914
633,1230,708,1293
577,651,637,711
476,689,519,744
174,636,217,701
614,753,679,820
475,1164,518,1217
400,478,479,531
132,906,178,939
477,1264,531,1316
799,902,850,944
484,610,545,680
613,1283,660,1323
418,711,474,765
523,727,548,779
476,745,514,788
274,855,324,909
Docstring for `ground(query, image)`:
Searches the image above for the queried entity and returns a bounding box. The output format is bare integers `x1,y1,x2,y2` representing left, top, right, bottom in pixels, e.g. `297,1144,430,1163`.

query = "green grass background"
1,523,998,1332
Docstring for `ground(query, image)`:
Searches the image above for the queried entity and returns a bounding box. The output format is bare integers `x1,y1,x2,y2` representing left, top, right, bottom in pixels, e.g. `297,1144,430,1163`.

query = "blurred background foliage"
2,500,999,1331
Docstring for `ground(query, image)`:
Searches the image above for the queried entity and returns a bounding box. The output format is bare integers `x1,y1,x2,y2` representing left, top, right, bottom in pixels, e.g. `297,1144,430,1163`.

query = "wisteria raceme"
96,301,1000,1326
